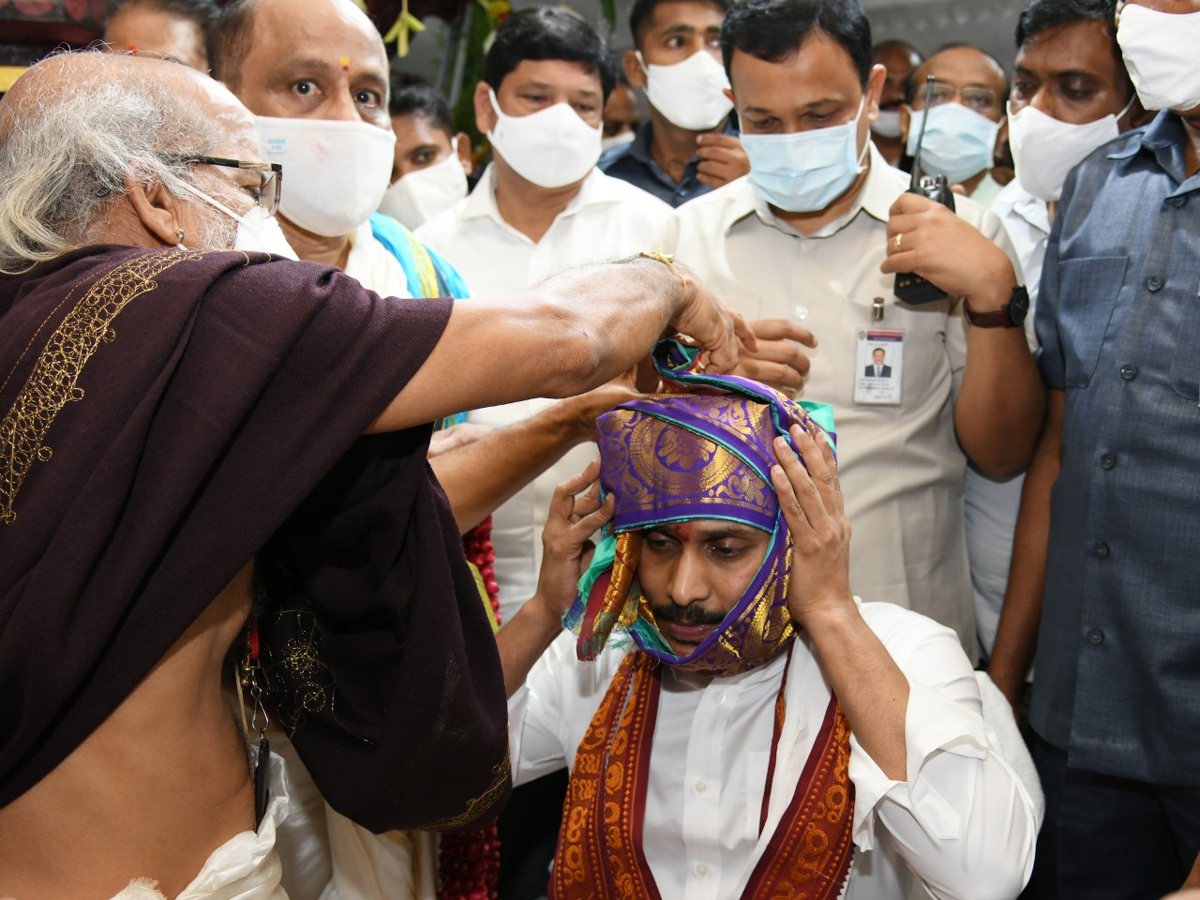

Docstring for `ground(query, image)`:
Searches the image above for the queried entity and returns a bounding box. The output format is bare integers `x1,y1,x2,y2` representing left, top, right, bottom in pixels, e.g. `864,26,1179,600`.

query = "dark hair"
719,0,872,86
208,0,259,89
1016,0,1121,70
628,0,730,51
107,0,220,30
483,6,617,101
872,38,922,64
905,42,1010,104
389,73,454,135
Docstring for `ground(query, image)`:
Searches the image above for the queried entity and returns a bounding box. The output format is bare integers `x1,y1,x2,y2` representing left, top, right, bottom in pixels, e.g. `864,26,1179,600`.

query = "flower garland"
438,516,502,900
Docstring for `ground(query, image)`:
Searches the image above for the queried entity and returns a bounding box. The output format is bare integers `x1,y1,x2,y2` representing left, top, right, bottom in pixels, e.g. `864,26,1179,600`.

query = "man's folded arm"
848,607,1040,900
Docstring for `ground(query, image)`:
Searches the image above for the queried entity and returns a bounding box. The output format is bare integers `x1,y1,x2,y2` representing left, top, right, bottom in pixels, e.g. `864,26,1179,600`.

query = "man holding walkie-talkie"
665,0,1045,662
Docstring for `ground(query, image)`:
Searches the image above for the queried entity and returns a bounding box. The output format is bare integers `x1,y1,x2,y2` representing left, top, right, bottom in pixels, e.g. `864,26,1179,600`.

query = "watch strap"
964,285,1029,328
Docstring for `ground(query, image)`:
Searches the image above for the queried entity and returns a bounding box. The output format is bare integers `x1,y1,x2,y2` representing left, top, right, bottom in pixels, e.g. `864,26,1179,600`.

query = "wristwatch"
964,285,1030,328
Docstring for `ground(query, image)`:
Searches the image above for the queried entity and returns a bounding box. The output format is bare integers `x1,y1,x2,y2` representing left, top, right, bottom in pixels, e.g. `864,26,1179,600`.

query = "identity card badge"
854,330,904,405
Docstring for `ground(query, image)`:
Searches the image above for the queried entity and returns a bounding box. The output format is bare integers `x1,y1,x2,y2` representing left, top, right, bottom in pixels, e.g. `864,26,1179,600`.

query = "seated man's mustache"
650,603,726,626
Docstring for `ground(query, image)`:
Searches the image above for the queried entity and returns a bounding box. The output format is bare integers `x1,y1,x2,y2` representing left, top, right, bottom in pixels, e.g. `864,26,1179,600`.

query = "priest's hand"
498,461,613,697
669,260,756,375
733,319,816,396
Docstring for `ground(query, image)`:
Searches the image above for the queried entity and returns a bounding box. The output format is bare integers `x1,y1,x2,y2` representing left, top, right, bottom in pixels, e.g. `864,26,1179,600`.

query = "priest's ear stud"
176,229,185,242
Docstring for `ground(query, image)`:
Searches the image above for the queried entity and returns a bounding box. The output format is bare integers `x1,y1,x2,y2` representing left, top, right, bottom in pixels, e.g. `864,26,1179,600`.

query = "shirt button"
1087,628,1105,646
1146,276,1163,292
1120,364,1138,381
712,690,726,704
1168,195,1188,208
694,779,709,794
1100,453,1117,470
1093,541,1110,559
794,305,809,320
695,863,711,878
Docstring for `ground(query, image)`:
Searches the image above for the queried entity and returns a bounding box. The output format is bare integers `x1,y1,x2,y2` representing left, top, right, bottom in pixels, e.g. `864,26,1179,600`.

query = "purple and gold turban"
563,341,836,677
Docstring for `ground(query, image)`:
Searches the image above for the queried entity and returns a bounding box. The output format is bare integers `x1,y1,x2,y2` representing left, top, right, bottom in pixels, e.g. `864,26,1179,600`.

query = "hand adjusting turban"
563,340,836,677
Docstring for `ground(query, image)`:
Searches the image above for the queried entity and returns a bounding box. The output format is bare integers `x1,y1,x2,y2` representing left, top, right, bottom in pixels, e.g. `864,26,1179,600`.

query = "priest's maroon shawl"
0,246,510,831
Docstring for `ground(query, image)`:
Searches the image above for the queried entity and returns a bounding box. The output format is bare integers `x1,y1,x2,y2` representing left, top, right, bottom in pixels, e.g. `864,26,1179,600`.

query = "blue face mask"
741,96,868,213
905,103,1002,185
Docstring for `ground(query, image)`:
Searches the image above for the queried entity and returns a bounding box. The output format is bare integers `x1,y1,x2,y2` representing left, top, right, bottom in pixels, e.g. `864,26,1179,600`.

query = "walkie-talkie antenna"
910,75,936,190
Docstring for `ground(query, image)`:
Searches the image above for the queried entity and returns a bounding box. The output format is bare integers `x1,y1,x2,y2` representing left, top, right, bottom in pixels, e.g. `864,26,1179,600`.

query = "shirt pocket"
1056,256,1127,388
1169,290,1200,403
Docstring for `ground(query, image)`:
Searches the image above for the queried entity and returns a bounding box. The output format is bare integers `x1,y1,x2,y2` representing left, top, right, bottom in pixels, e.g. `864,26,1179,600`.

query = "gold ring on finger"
894,233,903,252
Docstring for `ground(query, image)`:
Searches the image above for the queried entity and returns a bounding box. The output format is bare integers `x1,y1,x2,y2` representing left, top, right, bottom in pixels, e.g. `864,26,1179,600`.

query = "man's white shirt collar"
461,163,631,235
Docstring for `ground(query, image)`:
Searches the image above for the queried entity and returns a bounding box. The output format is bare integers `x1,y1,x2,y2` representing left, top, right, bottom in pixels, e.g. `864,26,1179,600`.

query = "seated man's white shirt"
343,219,414,300
510,602,1041,900
661,145,1023,658
418,165,674,622
966,178,1050,658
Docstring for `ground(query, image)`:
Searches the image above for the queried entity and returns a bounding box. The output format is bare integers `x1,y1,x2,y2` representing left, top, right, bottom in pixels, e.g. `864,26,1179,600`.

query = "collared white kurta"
510,602,1041,900
661,145,1023,657
418,165,674,622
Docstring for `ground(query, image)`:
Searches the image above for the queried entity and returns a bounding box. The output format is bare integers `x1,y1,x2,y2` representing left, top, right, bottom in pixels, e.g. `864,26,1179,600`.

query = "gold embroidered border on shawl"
1,250,200,525
552,653,855,900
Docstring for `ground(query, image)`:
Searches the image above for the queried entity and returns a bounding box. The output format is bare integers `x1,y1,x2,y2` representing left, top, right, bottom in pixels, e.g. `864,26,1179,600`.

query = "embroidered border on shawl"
1,250,199,525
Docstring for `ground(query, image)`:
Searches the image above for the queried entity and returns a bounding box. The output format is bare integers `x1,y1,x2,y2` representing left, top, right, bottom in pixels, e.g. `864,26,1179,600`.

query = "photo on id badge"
854,330,903,405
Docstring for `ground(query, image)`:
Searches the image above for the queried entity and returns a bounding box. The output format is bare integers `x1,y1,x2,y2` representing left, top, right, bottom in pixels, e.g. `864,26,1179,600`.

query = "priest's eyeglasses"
170,156,283,217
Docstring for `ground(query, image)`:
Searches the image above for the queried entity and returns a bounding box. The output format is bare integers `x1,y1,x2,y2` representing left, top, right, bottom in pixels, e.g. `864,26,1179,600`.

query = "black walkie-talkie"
894,76,956,306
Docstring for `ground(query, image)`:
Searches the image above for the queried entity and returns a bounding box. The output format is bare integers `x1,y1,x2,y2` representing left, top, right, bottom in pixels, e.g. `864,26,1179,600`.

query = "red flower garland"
439,517,502,900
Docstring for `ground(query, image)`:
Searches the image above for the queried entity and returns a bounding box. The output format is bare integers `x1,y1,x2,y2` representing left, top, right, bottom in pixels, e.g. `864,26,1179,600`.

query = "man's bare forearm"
432,403,583,534
497,595,565,698
988,390,1063,707
807,605,909,781
955,272,1046,476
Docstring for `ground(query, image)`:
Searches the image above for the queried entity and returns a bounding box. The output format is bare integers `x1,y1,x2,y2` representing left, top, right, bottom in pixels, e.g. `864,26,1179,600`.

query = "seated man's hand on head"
771,423,854,628
534,461,615,621
733,318,816,396
497,461,613,696
670,260,755,374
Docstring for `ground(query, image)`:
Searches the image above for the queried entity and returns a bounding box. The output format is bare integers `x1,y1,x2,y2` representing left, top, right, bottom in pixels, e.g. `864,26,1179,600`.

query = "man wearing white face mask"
664,0,1045,659
899,44,1011,207
990,0,1200,894
379,74,474,232
211,0,469,304
599,0,751,208
983,0,1146,693
417,6,677,624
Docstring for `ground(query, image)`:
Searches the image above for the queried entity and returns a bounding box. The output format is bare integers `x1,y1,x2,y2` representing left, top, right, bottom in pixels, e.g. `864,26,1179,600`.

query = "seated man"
0,53,744,900
500,341,1041,899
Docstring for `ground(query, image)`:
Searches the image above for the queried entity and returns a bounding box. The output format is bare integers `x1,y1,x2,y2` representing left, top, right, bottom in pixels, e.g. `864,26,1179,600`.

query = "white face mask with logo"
1117,2,1200,113
905,103,1002,184
871,109,903,139
637,49,734,131
377,153,469,230
1008,96,1135,202
487,87,602,188
255,115,396,238
177,181,299,259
